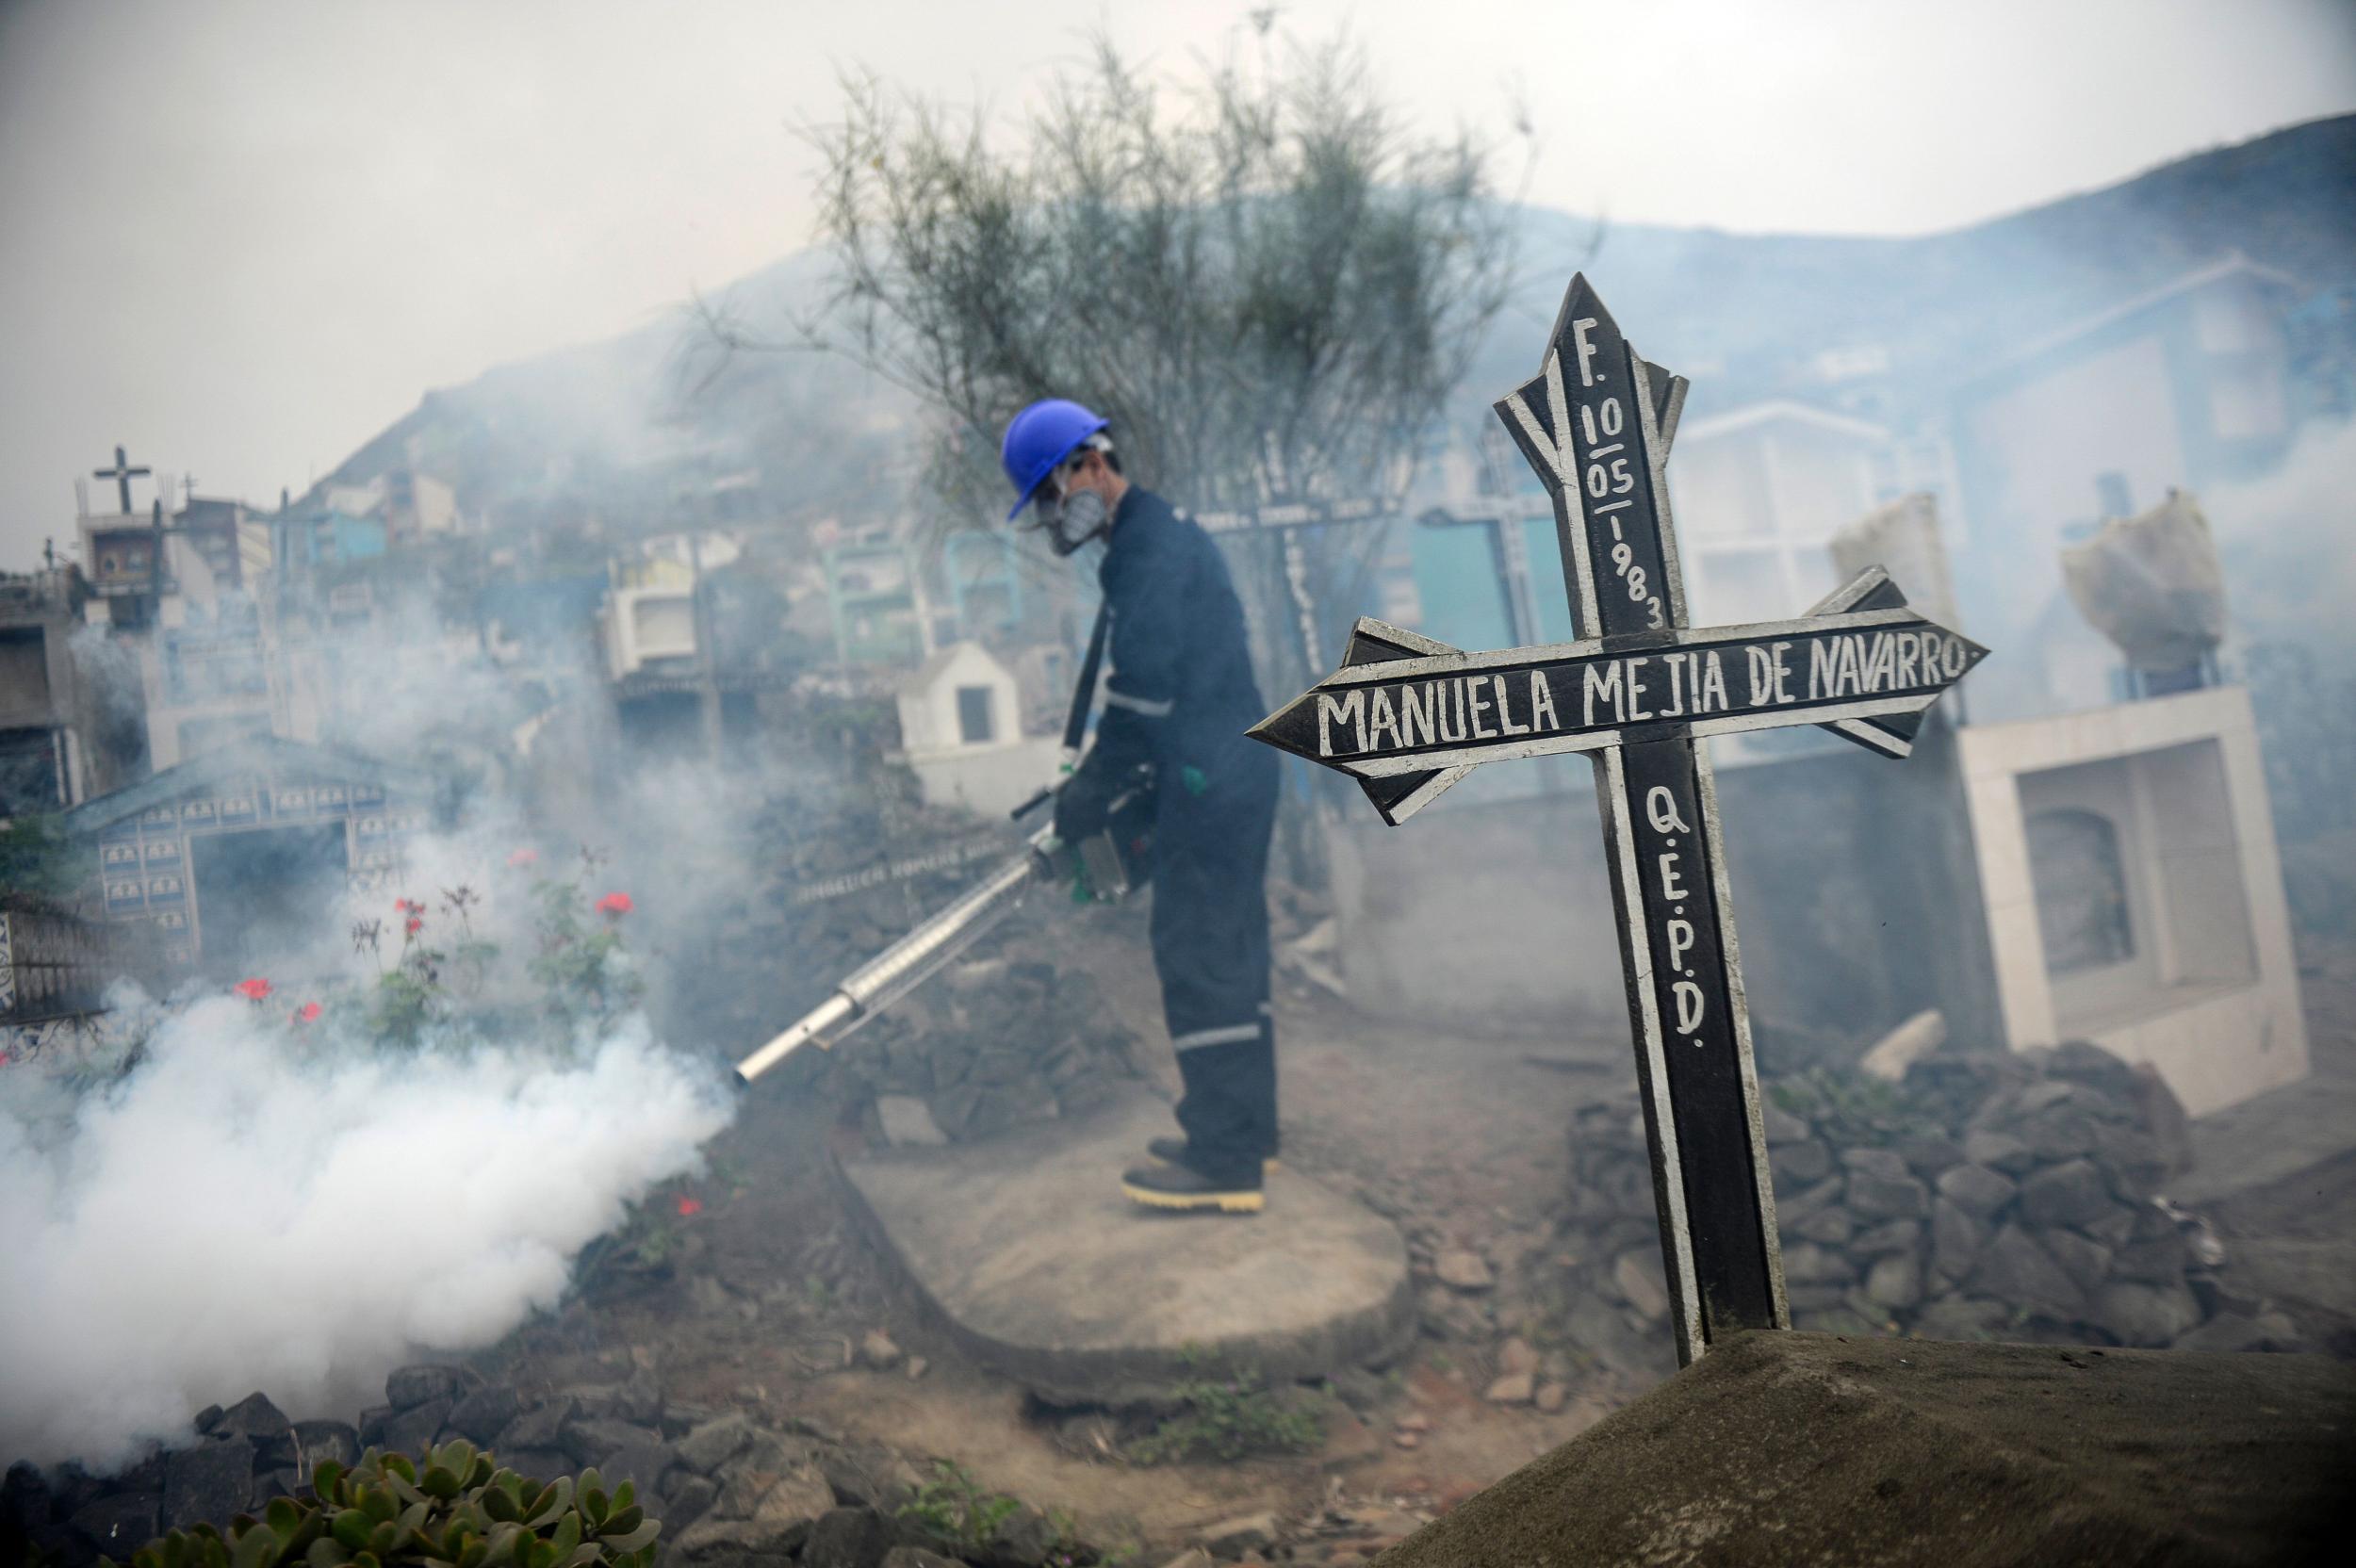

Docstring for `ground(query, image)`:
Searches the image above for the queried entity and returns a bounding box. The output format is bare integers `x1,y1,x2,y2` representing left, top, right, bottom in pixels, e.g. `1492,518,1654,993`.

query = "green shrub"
527,880,643,1029
0,814,94,904
897,1460,1021,1552
1129,1367,1324,1464
365,964,442,1050
570,1194,685,1298
106,1441,660,1568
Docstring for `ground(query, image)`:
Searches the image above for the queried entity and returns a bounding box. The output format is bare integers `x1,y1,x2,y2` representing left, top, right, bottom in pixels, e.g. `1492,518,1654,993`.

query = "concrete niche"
1958,686,2306,1116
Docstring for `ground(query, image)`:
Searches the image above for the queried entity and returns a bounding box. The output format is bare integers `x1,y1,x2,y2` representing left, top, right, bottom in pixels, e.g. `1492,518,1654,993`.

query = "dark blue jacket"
1088,486,1268,785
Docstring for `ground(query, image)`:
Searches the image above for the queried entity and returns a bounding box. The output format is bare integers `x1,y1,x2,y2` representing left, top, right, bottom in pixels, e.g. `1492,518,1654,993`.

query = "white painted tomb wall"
1957,684,2307,1116
894,641,1060,820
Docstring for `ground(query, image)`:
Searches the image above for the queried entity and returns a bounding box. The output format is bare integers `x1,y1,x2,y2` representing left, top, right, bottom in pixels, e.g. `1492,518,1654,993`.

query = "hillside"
319,114,2356,525
1483,113,2356,422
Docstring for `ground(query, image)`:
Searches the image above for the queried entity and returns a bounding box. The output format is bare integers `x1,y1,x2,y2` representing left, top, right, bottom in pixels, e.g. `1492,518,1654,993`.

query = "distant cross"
93,445,151,514
1191,495,1390,670
181,474,199,504
42,537,57,569
1253,274,1988,1364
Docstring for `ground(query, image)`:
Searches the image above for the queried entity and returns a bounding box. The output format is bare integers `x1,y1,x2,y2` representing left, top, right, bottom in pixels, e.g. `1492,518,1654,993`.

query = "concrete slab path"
837,1093,1415,1406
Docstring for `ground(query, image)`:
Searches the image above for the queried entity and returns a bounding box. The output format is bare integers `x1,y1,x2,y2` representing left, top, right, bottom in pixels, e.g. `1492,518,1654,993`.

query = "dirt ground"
491,917,2356,1559
495,908,1656,1556
2195,939,2356,1351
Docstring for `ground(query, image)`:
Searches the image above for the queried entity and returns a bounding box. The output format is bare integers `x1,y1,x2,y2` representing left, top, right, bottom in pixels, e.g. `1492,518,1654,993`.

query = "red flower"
394,897,417,913
596,891,633,917
675,1195,702,1217
404,915,424,936
507,847,540,869
294,1002,323,1023
235,977,273,1002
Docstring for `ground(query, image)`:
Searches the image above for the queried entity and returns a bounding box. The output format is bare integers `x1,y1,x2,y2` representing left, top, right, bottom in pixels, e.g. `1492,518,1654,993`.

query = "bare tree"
705,30,1524,679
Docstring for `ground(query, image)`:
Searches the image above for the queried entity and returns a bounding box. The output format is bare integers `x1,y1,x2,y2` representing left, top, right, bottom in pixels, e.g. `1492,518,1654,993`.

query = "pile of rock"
1553,1040,2304,1353
695,776,1147,1147
3,1364,1089,1568
1386,1222,1677,1405
824,950,1147,1146
2,1392,352,1566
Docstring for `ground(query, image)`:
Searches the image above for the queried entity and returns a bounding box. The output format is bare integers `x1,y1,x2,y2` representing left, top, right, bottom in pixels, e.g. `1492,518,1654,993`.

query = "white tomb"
1957,685,2308,1116
892,641,1058,820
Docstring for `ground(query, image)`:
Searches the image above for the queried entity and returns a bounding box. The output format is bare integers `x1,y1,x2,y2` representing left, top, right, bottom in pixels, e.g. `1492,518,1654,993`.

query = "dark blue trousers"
1148,739,1280,1184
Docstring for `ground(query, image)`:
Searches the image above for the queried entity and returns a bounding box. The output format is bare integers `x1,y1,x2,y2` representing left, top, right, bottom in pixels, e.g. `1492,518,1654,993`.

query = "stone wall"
822,945,1148,1145
685,772,1148,1147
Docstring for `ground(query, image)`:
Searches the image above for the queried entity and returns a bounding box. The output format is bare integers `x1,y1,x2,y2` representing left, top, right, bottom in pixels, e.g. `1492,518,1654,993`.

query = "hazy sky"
2,0,2351,568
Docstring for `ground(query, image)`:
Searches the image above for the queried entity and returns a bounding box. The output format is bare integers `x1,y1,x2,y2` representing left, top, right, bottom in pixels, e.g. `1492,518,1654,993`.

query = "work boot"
1147,1135,1280,1173
1120,1159,1264,1215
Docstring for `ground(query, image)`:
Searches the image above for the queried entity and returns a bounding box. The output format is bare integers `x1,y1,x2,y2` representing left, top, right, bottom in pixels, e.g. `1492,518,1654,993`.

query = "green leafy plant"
365,964,442,1050
106,1441,659,1568
570,1195,682,1299
441,917,500,998
1128,1365,1324,1464
897,1461,1022,1553
527,878,643,1030
1771,1065,1942,1145
1041,1507,1101,1568
0,814,95,904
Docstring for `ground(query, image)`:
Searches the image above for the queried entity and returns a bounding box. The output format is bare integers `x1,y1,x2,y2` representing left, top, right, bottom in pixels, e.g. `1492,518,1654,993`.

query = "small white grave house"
893,642,1059,819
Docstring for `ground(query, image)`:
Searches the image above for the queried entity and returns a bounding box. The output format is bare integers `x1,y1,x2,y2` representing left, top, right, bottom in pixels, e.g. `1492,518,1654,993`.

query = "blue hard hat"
1000,399,1109,522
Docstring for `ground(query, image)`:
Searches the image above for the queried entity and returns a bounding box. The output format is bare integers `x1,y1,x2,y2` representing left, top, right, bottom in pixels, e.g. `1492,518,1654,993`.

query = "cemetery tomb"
58,734,438,972
1957,684,2307,1116
892,642,1059,819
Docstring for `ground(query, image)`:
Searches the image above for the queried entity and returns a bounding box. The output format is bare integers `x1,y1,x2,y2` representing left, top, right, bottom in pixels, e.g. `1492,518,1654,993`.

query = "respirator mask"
1030,447,1113,557
1038,485,1109,557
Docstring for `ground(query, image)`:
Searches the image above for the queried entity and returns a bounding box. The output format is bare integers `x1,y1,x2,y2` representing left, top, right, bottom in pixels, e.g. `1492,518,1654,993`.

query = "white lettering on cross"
1232,274,2000,1369
1529,671,1561,732
1584,662,1623,727
1317,690,1366,757
1494,674,1529,736
1657,852,1689,902
1571,316,1604,388
1673,979,1706,1037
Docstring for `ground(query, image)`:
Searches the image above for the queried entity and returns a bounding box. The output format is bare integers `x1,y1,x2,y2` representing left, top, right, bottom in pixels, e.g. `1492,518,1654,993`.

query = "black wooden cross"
92,445,152,514
1252,275,1988,1364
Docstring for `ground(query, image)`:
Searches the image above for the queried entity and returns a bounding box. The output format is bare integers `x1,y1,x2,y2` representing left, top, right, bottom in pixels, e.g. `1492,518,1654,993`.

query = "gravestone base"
834,1093,1415,1406
1371,1331,2355,1568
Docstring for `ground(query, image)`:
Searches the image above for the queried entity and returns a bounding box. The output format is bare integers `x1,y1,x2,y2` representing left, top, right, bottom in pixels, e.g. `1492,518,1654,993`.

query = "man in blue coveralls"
1001,398,1282,1215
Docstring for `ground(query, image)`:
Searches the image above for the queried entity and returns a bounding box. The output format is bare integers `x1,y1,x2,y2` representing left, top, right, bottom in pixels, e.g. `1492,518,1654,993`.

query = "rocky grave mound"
1553,1038,2308,1353
821,950,1148,1148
